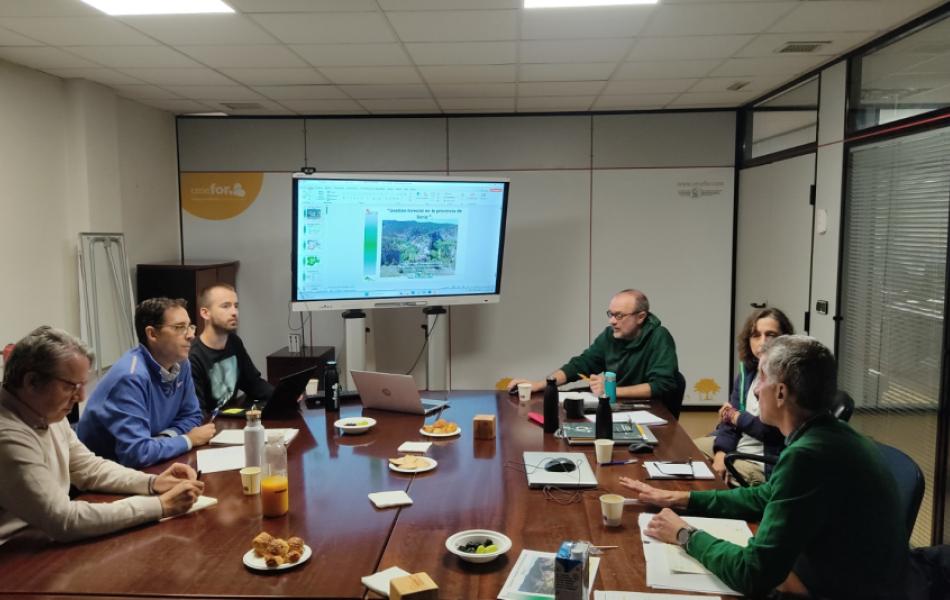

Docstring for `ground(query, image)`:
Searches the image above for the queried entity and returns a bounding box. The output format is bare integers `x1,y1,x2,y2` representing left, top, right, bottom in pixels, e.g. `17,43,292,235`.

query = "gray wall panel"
448,115,591,171
306,117,447,172
593,112,736,168
177,118,305,171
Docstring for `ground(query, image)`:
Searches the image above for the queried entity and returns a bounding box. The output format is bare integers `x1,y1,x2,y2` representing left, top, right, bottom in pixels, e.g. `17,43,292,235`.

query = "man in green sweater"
621,335,910,598
508,288,679,406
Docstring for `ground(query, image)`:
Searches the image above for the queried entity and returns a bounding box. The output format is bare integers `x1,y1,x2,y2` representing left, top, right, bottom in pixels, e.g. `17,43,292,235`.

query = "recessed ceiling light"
80,0,234,16
524,0,657,7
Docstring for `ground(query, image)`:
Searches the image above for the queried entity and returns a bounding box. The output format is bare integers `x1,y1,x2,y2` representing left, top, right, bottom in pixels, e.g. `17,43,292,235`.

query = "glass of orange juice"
262,433,289,517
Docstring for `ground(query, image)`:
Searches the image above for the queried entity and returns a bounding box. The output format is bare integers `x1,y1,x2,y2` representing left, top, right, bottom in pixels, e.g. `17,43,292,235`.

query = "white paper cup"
600,493,624,527
517,382,533,403
594,439,615,464
240,466,262,495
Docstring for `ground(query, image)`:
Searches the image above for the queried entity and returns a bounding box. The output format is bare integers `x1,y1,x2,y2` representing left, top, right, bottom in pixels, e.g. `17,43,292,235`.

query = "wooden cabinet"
266,345,335,386
135,261,238,335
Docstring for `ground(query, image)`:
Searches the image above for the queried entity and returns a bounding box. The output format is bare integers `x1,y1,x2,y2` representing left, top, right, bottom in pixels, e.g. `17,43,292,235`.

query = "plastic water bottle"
543,377,559,434
243,409,265,468
595,394,613,440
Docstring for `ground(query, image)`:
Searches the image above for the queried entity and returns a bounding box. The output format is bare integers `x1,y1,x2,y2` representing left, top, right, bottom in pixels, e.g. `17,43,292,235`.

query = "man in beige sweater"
0,326,204,545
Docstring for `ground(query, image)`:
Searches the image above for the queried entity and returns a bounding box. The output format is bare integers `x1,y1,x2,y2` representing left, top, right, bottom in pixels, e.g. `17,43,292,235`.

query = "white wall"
178,112,737,405
0,60,180,348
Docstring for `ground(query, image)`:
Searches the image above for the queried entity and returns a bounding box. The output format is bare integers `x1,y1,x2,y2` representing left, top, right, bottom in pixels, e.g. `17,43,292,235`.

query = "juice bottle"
261,432,289,517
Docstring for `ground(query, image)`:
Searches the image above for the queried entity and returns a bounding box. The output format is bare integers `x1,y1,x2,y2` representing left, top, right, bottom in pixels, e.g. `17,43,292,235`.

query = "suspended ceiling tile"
615,59,721,79
229,0,380,11
380,0,519,9
44,66,145,85
591,93,676,110
711,55,828,77
405,41,516,65
338,84,433,98
279,98,366,112
0,0,101,17
437,97,516,110
770,1,916,34
115,67,236,85
136,98,216,113
519,62,616,81
387,10,518,42
320,65,422,84
0,26,42,45
178,44,308,68
603,78,698,94
644,2,797,36
517,95,595,111
669,90,757,107
629,35,754,62
518,80,606,96
110,84,182,99
121,14,279,45
521,6,652,39
0,46,99,68
251,12,395,44
0,16,157,45
738,32,874,58
292,43,409,67
252,84,347,100
359,98,441,112
429,82,516,97
219,67,328,85
164,85,265,100
520,38,631,64
420,64,517,83
64,45,202,68
689,76,788,94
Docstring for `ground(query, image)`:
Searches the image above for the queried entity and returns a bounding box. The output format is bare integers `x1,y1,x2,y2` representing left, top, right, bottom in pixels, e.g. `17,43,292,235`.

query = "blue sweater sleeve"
105,377,190,469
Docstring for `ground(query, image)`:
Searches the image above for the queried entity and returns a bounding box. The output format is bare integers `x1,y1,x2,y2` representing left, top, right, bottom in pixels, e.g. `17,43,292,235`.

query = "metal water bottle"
604,371,617,405
543,377,560,434
323,361,339,411
243,409,265,468
595,394,613,440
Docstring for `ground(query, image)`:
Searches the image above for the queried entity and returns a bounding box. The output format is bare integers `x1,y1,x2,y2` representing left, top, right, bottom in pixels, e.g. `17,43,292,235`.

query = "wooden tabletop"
0,392,725,599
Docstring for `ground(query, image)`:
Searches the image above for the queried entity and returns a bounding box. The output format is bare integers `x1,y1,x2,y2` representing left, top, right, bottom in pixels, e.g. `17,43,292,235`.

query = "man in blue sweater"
79,298,215,469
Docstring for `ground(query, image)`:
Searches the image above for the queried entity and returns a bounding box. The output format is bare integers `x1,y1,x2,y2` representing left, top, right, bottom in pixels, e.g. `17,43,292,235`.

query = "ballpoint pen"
209,408,220,422
601,459,639,466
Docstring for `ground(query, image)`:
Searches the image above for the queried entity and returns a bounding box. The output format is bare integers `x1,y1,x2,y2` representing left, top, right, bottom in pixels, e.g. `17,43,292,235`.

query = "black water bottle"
323,361,339,412
543,377,559,434
595,393,613,440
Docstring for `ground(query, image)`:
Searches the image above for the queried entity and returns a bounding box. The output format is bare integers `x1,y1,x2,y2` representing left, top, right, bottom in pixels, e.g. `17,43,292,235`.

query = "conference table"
0,391,725,599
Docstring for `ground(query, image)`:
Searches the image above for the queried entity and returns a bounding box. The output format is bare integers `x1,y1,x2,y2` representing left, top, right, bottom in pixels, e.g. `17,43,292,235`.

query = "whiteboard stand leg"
424,306,448,391
343,309,366,390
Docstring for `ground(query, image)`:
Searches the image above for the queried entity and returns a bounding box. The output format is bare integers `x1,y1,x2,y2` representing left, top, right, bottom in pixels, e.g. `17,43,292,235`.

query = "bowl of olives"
445,529,512,564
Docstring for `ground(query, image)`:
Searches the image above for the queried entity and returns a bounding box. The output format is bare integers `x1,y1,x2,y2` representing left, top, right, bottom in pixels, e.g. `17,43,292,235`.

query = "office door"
735,154,815,349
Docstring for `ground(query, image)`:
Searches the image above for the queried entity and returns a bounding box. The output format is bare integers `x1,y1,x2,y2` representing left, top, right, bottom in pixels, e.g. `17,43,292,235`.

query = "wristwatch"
676,524,698,548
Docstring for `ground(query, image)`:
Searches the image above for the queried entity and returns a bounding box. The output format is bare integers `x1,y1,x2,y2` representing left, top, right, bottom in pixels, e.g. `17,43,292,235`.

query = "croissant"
252,532,274,557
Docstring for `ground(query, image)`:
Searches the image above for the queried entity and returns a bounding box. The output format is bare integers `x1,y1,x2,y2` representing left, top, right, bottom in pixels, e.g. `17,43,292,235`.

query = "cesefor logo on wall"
180,172,264,220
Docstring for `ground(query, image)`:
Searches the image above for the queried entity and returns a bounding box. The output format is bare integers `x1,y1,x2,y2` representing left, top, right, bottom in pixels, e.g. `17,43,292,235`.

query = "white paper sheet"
644,461,714,480
637,514,754,546
158,495,218,522
368,490,413,508
210,428,298,446
644,542,739,596
594,592,719,600
585,411,667,426
397,441,432,453
196,445,245,473
361,566,411,597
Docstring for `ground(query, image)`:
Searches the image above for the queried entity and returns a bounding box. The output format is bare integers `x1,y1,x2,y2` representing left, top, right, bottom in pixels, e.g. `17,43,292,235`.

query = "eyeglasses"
51,375,87,395
162,323,197,336
606,310,642,321
654,461,696,479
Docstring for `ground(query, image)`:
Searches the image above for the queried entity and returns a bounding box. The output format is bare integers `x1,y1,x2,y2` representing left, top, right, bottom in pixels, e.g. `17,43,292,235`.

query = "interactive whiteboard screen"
292,173,509,311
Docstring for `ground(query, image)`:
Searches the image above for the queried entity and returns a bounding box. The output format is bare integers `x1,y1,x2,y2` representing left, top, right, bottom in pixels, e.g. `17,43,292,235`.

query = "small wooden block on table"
473,414,496,439
390,572,438,600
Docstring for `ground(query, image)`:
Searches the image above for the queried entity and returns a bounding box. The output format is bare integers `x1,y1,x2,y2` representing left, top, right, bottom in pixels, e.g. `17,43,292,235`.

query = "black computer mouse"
543,457,577,473
628,442,653,454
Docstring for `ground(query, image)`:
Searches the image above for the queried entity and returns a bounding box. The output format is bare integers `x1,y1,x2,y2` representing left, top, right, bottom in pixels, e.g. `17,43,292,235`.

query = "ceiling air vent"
221,102,264,110
727,81,750,91
776,41,830,54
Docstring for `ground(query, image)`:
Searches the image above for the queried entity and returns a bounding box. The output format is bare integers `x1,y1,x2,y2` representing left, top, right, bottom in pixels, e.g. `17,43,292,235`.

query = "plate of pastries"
419,419,461,437
243,531,312,571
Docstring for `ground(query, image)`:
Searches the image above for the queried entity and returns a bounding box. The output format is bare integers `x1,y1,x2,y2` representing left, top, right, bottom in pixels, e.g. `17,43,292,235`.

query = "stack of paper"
209,428,299,446
638,513,752,596
643,461,714,480
585,411,667,427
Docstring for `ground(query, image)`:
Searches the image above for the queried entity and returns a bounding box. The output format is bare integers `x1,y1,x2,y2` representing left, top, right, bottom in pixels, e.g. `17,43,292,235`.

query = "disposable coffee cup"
594,439,614,464
240,466,262,495
517,382,533,403
565,397,584,419
600,493,624,527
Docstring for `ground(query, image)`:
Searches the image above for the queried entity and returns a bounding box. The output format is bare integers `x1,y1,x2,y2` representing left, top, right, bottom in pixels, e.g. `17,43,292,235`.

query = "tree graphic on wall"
694,378,721,402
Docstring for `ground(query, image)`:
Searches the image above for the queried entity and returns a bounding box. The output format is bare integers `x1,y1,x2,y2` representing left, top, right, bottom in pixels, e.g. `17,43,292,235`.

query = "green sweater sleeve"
685,447,829,596
560,330,607,381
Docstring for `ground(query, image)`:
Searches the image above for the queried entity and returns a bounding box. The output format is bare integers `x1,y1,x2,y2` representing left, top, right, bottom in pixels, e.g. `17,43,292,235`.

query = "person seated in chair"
508,289,681,415
0,327,203,544
694,307,793,485
622,335,911,599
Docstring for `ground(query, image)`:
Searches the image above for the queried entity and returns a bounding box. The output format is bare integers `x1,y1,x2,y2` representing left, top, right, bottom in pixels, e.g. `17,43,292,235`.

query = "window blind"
839,125,950,546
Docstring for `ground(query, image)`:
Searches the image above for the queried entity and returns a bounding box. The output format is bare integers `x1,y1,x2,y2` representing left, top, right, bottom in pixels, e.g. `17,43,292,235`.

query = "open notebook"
209,428,298,446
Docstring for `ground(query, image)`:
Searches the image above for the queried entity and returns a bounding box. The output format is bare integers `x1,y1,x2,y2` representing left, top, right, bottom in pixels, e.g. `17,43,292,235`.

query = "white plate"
334,417,377,434
243,544,312,572
419,426,461,438
388,456,438,474
446,529,512,564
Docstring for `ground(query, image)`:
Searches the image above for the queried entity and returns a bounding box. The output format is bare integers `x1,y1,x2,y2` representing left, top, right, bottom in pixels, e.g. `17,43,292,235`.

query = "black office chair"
723,391,857,486
661,371,686,420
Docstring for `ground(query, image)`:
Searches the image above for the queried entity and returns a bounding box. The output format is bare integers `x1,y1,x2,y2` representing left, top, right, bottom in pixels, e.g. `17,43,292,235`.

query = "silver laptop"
523,452,598,488
351,370,449,415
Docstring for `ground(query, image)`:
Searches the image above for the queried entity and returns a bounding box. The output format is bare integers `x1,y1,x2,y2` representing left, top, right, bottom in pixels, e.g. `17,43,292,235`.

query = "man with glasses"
189,284,273,414
0,326,203,544
79,298,215,468
509,289,679,409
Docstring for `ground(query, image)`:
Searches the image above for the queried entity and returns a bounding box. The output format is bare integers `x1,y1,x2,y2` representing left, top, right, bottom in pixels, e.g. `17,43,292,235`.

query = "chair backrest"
876,442,925,543
832,391,855,422
663,371,686,420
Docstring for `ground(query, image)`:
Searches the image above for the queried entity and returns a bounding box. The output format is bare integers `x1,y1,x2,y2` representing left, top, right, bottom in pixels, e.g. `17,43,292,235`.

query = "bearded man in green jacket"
623,335,910,599
508,289,680,411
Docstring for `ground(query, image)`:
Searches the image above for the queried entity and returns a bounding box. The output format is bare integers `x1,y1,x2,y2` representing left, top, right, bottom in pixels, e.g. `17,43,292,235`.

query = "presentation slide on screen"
294,178,506,302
